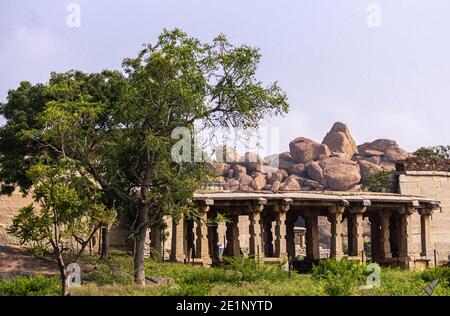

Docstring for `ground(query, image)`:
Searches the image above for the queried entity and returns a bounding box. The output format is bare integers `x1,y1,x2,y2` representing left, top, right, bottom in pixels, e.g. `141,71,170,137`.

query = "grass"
2,251,450,296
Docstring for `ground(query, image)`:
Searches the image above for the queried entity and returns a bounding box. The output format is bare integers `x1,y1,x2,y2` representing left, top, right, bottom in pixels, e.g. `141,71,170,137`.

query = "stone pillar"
170,215,185,262
249,204,264,260
184,219,195,262
274,200,291,259
419,209,432,258
348,208,365,258
380,211,392,259
208,220,220,264
305,215,320,260
398,207,415,268
195,200,213,265
329,206,344,260
225,215,241,257
150,226,162,257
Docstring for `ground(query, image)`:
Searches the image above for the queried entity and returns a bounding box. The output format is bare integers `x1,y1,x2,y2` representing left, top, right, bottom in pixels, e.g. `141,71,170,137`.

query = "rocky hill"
207,122,411,192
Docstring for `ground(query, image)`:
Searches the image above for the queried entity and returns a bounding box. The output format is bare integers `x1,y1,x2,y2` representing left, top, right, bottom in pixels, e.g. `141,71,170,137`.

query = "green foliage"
312,259,367,296
414,146,450,159
221,256,288,282
83,258,134,286
0,275,60,296
362,169,392,192
420,267,450,288
8,159,115,255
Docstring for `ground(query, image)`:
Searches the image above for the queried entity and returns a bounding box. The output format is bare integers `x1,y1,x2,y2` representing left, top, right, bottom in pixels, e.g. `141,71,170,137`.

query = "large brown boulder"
206,162,230,177
281,178,301,191
305,161,326,186
233,165,247,179
215,146,240,163
239,174,253,191
223,179,239,191
384,147,409,162
358,160,383,182
250,173,267,190
289,137,330,164
241,152,263,173
264,152,295,170
322,122,358,159
319,157,361,191
287,163,306,176
358,139,398,153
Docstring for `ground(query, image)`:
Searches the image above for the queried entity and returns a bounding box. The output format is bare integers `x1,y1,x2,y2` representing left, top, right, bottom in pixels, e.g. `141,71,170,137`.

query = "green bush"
420,267,450,288
221,256,289,282
83,257,134,286
0,275,60,296
362,170,392,192
312,259,367,296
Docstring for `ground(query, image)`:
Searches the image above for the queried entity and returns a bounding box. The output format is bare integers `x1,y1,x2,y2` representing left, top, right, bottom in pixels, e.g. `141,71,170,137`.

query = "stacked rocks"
206,122,411,192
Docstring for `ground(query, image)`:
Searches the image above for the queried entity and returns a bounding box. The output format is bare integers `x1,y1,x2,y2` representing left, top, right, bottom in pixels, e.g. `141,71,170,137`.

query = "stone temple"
1,122,449,269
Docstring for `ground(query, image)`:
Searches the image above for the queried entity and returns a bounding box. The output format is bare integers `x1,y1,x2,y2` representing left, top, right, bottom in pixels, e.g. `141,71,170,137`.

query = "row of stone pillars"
149,200,434,268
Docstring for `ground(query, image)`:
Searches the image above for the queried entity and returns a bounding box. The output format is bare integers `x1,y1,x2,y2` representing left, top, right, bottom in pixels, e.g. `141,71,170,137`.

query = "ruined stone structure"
152,191,439,269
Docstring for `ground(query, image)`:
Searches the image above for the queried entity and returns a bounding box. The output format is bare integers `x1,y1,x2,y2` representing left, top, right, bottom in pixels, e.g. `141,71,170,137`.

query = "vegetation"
362,169,392,192
0,28,288,285
7,159,116,295
2,252,449,296
414,145,450,159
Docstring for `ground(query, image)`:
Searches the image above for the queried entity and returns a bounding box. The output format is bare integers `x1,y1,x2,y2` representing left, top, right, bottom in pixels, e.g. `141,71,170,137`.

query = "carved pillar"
419,208,433,258
274,199,291,259
248,200,265,260
305,215,320,260
398,207,415,268
208,215,220,264
380,210,392,259
170,215,185,262
348,207,366,258
329,205,344,260
195,200,213,265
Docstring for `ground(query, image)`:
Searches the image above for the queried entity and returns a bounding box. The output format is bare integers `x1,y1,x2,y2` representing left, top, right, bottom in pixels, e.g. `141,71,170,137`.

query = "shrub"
221,256,289,282
362,170,392,192
83,257,134,286
420,267,450,288
312,259,367,296
0,275,60,296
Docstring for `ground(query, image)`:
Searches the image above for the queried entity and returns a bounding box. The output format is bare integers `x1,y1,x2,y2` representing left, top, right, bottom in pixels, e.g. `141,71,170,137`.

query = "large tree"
0,29,288,285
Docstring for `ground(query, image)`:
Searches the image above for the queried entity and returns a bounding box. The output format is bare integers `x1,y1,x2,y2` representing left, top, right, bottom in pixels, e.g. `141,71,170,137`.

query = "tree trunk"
55,251,69,296
100,226,110,260
134,203,148,286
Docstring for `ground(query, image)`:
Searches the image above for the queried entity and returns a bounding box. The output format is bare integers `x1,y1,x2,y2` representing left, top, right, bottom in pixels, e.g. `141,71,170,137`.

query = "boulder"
215,146,240,163
305,161,326,186
362,149,384,157
287,163,306,176
358,160,383,182
250,174,267,190
271,181,281,192
241,152,263,173
303,179,323,190
223,179,239,191
353,155,381,165
264,152,296,170
239,174,253,190
206,162,230,177
267,172,283,184
358,139,398,153
281,178,301,191
233,165,247,179
384,147,409,162
319,157,361,191
226,169,234,179
322,122,358,159
289,137,330,164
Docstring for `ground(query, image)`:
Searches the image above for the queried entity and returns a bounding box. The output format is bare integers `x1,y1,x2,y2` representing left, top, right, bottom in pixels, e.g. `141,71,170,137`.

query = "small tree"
8,159,115,296
414,145,450,159
362,169,392,192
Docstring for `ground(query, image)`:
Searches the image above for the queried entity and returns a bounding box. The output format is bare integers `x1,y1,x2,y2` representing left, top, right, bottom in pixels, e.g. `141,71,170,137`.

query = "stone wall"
0,189,33,246
396,171,450,264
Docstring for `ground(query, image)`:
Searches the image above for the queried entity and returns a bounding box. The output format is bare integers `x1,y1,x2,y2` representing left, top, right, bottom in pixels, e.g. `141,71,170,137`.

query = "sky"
1,0,449,154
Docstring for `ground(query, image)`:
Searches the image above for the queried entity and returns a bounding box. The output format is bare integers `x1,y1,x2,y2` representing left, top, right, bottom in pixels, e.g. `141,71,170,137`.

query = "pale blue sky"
1,0,450,152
